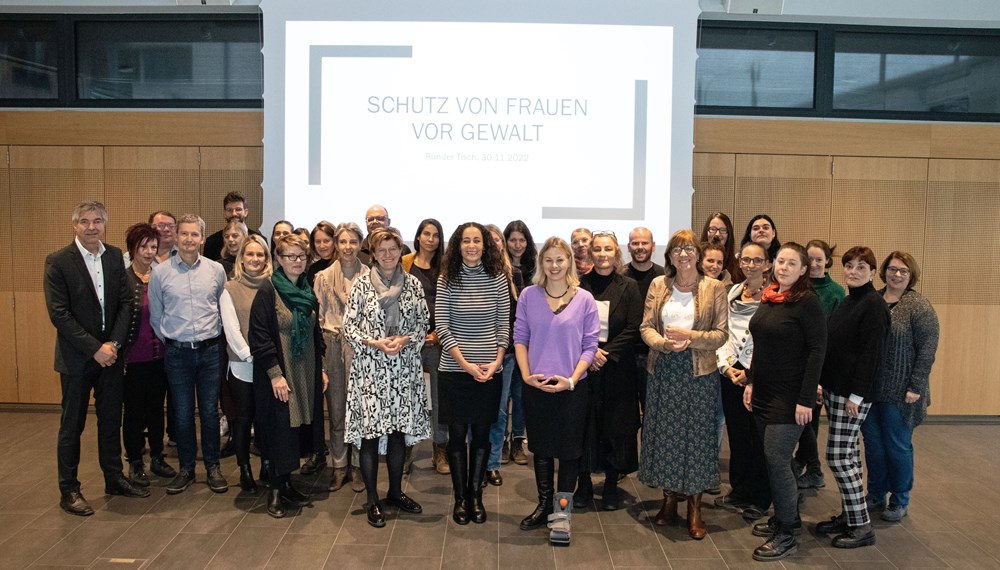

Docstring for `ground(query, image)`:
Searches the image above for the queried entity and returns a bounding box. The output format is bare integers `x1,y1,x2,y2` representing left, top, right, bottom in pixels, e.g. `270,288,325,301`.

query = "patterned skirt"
638,350,720,495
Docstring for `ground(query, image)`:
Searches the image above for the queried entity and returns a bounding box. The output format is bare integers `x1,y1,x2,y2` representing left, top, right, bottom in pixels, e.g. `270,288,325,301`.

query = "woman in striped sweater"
436,222,511,525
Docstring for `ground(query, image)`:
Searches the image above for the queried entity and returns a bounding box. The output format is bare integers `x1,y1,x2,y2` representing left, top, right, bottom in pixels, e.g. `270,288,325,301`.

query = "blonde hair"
486,224,518,300
233,234,272,280
591,232,624,274
533,237,579,289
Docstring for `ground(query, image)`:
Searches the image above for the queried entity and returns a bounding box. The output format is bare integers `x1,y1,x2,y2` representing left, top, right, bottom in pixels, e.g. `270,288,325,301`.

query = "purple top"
126,281,164,364
514,285,600,379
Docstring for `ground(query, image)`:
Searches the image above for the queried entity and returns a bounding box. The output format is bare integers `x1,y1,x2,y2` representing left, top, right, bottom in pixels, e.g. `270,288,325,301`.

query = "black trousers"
58,362,125,492
122,359,168,462
793,401,824,472
719,372,771,508
228,371,256,466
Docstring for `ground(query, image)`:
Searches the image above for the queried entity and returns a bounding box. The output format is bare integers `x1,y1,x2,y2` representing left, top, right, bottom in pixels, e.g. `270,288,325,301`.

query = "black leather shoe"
487,469,503,487
206,466,229,493
741,505,769,521
753,530,798,561
832,524,876,548
280,482,311,507
752,516,803,537
300,452,327,475
149,456,177,478
106,474,151,498
367,502,386,528
267,488,286,519
239,464,258,493
128,460,150,487
166,470,195,494
219,436,236,459
385,492,423,514
816,513,849,536
453,498,470,525
519,503,553,530
59,490,94,516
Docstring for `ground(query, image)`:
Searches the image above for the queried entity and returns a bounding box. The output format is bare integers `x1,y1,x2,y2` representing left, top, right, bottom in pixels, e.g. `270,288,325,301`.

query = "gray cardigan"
874,287,939,428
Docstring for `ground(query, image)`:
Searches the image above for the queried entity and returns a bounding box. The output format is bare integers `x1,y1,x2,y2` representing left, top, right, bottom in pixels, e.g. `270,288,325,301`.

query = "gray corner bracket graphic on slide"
309,45,414,185
541,79,647,221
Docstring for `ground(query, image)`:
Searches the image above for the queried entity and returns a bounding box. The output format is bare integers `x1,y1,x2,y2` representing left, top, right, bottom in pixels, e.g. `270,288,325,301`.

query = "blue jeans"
861,401,914,508
488,353,522,470
165,342,222,472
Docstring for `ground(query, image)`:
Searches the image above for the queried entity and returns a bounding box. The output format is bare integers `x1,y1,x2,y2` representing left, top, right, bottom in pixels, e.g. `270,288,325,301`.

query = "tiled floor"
0,411,998,569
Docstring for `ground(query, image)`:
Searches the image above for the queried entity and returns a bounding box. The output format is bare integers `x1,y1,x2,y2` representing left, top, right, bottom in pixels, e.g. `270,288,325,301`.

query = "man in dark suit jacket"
44,201,150,516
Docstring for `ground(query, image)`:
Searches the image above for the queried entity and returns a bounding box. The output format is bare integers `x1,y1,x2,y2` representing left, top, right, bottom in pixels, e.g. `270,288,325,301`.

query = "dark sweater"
625,262,664,355
820,281,890,400
811,273,845,318
748,291,827,424
874,288,939,428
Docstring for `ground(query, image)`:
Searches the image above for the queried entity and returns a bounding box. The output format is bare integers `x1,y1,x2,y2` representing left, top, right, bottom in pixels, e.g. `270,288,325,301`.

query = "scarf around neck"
761,282,789,304
372,262,405,332
272,267,318,358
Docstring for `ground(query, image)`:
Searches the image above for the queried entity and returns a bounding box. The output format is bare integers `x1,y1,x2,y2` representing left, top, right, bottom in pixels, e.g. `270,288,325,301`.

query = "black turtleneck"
819,281,890,401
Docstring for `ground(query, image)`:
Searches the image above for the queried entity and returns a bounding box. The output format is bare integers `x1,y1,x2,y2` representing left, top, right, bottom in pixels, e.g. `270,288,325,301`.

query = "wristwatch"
110,341,122,350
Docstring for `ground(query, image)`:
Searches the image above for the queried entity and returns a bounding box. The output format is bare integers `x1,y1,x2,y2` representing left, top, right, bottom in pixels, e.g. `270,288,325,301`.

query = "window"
0,20,58,99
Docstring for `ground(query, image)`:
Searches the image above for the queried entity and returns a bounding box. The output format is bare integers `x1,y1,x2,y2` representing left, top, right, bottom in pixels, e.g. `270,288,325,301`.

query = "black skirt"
523,381,590,459
437,371,502,425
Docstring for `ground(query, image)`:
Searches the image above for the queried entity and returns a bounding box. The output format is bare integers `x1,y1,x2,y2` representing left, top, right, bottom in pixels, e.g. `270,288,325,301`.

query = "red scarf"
761,282,789,304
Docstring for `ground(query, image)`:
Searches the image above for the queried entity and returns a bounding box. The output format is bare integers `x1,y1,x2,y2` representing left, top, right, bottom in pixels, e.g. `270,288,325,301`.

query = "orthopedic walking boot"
520,456,555,530
653,490,680,526
468,446,490,523
448,447,470,525
548,492,573,546
687,492,707,540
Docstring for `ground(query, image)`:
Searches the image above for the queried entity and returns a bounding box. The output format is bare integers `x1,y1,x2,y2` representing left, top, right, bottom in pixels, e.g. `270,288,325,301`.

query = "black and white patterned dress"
343,271,431,447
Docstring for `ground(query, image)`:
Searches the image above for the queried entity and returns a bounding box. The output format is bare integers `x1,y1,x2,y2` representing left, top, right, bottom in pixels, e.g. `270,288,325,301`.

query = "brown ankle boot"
653,490,679,526
687,492,706,540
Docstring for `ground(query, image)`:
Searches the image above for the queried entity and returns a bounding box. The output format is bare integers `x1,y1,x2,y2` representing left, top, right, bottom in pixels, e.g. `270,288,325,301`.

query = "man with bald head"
358,204,410,265
625,227,664,414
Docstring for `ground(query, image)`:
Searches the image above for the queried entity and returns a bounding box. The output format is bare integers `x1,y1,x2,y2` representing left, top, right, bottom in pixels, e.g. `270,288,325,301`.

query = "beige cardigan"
640,274,728,377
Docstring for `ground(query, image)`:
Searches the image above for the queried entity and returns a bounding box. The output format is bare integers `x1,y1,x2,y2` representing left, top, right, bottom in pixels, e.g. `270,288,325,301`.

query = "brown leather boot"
687,492,706,540
653,490,679,526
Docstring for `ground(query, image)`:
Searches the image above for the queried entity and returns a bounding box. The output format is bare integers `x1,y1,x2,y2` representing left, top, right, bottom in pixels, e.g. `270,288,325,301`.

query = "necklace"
545,286,569,299
743,280,765,298
674,276,697,289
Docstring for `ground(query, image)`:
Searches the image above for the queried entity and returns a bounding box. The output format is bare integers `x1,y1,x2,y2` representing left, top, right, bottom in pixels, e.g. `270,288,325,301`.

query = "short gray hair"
176,214,205,236
72,201,108,223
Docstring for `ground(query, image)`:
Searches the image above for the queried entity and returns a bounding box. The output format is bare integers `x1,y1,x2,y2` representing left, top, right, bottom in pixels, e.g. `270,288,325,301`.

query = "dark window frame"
696,19,1000,123
0,13,263,109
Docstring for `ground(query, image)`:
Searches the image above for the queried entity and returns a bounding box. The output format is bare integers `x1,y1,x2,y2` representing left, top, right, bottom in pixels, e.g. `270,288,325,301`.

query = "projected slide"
284,21,673,241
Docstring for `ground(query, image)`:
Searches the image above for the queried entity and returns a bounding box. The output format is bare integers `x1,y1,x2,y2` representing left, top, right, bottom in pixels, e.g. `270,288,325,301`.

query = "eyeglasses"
375,247,401,256
153,223,176,231
279,254,308,262
740,256,766,266
366,216,388,223
885,266,910,276
670,246,697,256
706,227,727,235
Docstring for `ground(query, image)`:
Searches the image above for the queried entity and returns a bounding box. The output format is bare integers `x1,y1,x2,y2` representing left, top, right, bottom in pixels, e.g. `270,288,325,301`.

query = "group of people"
44,197,939,558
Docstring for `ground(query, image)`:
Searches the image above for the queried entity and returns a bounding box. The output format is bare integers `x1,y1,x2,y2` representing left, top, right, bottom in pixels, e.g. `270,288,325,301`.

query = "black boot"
280,479,311,507
520,456,555,530
469,446,490,524
219,435,236,459
601,465,620,511
448,447,470,525
129,459,150,487
753,524,798,561
574,472,593,509
832,523,876,548
260,460,271,487
267,488,286,518
239,464,258,493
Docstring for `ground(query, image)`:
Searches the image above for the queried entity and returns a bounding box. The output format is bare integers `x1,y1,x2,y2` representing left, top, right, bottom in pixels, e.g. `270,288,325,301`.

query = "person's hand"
425,331,439,345
590,348,608,371
93,342,118,367
322,370,329,393
476,360,500,382
730,368,747,387
795,404,813,426
816,386,824,405
392,335,411,348
272,376,291,402
664,325,693,342
522,372,546,387
846,400,861,419
743,384,753,412
461,359,483,379
663,338,691,352
372,337,402,356
905,391,920,404
540,375,572,393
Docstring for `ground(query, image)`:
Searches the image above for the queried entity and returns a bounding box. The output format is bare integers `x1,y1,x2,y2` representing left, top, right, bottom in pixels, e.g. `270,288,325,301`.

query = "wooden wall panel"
923,160,1000,305
691,153,735,230
0,146,10,291
199,147,264,238
929,124,1000,160
829,157,928,288
104,147,200,250
734,155,833,248
929,305,1000,415
0,150,15,402
14,292,59,403
9,146,105,292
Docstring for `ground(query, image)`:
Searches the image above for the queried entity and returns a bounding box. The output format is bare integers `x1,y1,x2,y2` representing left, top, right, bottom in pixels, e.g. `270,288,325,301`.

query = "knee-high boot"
448,447,470,525
520,456,555,530
468,446,490,523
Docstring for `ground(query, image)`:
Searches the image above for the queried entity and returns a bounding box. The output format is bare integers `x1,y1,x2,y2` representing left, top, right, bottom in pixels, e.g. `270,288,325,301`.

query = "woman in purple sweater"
514,237,600,546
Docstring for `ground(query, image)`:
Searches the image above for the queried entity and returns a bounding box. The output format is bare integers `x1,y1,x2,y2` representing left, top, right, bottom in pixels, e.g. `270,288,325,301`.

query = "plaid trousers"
824,391,872,527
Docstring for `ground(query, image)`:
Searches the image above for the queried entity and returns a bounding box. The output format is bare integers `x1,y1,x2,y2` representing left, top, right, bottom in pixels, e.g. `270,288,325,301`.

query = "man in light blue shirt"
149,213,229,494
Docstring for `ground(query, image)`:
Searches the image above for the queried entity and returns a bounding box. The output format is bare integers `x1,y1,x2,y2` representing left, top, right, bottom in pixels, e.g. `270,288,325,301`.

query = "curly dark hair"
441,222,504,285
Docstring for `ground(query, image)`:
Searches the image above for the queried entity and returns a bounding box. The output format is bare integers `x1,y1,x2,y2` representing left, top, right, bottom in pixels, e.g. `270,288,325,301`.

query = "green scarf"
272,267,318,358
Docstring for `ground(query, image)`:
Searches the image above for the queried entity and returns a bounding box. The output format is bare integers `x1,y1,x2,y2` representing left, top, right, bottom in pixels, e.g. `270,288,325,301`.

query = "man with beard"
204,192,259,261
625,227,663,413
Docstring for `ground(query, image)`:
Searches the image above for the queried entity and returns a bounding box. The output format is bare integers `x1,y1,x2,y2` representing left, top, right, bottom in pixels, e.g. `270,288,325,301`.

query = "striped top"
435,263,510,372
